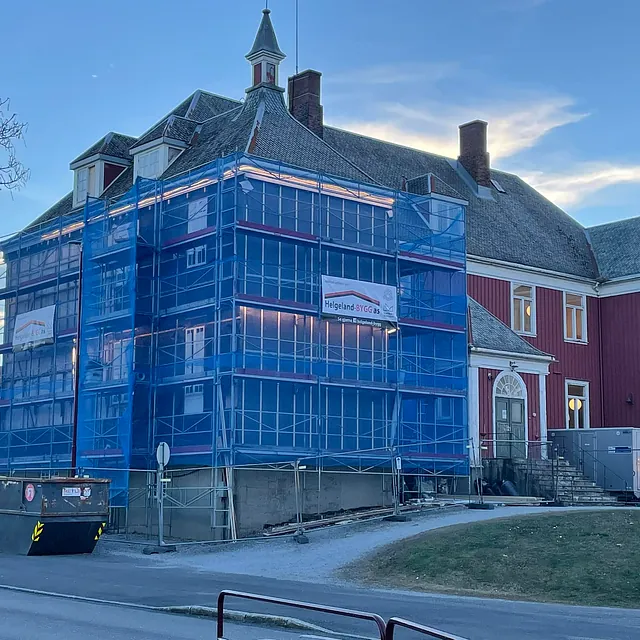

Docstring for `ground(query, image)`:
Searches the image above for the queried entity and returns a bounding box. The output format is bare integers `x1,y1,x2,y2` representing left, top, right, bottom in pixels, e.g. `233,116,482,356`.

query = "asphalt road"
0,589,306,640
0,552,638,640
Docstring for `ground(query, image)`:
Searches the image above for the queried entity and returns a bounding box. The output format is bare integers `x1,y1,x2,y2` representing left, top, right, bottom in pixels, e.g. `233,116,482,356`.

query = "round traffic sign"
156,442,171,467
24,483,35,502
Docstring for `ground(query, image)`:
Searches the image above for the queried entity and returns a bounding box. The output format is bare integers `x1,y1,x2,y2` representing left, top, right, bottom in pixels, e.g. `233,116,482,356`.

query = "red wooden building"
459,121,640,462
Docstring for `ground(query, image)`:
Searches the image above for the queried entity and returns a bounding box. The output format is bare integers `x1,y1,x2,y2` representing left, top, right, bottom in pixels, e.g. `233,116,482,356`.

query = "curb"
160,605,336,633
0,583,335,634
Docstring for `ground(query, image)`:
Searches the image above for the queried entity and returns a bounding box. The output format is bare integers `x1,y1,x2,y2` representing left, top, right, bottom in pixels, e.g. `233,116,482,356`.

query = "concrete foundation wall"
234,469,394,535
123,467,394,541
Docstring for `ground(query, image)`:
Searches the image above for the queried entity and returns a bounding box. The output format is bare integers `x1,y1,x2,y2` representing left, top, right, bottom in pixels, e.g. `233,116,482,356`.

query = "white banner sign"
13,305,56,350
321,276,397,325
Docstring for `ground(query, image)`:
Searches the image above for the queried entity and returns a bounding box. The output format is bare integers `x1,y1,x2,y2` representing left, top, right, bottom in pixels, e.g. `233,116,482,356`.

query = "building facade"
1,8,639,535
0,10,469,536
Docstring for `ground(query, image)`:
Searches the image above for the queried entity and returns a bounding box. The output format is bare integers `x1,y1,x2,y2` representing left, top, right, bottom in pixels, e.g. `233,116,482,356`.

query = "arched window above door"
494,372,525,399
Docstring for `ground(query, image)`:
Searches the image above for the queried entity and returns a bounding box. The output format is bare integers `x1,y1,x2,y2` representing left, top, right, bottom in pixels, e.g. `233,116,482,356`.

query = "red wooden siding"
478,368,499,456
468,274,510,324
521,372,540,442
528,289,602,429
468,275,603,430
104,163,125,190
601,292,640,426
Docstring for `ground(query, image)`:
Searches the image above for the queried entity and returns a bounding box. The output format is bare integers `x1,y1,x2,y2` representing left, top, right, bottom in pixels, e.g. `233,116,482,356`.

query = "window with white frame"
187,198,208,233
564,292,587,342
136,149,161,179
0,299,5,344
185,326,205,374
512,284,535,335
186,245,206,269
75,165,96,205
566,380,589,429
104,339,126,381
184,384,204,414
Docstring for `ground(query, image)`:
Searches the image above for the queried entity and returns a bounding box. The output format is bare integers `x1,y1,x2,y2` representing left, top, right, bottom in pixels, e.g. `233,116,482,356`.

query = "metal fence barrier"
216,590,469,640
217,590,387,640
387,616,468,640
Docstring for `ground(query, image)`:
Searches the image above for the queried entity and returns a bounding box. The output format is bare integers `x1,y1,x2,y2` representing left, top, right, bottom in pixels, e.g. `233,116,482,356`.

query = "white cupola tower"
246,8,286,90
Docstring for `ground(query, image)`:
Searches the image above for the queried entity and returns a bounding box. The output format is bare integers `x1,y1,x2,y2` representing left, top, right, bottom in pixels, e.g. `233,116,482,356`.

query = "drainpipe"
594,281,605,426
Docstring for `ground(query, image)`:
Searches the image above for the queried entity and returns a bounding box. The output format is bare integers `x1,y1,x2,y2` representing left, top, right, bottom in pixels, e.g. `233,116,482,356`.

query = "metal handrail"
216,589,387,640
569,442,630,492
387,617,469,640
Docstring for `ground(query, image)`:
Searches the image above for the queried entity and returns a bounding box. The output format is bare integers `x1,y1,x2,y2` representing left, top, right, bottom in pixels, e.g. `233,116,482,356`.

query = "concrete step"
557,494,614,502
557,501,620,506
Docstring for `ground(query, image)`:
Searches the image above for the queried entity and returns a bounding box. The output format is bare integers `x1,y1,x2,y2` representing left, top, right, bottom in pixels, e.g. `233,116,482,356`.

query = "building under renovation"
0,10,469,538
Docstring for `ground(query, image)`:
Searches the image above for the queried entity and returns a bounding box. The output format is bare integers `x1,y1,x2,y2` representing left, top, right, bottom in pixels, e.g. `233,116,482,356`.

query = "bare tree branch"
0,98,29,191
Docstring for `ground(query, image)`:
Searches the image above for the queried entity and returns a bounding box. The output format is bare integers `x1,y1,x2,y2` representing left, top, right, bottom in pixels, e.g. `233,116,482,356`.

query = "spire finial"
246,5,286,90
246,6,285,60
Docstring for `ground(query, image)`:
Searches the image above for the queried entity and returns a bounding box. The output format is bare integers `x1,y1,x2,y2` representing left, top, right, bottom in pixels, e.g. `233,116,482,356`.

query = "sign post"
384,451,409,522
156,442,170,547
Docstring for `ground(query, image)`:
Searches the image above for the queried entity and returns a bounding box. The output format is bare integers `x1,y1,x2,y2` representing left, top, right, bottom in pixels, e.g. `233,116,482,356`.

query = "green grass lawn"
347,510,640,608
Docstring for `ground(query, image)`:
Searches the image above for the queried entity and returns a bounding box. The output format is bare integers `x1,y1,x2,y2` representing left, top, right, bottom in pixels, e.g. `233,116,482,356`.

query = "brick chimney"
288,69,324,138
458,120,491,187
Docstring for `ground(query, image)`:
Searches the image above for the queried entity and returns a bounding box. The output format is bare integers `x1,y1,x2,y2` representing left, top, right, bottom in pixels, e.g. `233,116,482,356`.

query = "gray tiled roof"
179,90,242,121
72,132,137,164
23,83,615,284
324,126,599,279
164,87,374,185
469,298,551,357
587,216,640,280
131,91,241,151
24,192,76,230
132,116,199,150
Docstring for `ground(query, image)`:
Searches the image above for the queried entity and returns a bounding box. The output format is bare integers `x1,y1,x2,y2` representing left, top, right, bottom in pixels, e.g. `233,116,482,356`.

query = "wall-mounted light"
626,393,634,406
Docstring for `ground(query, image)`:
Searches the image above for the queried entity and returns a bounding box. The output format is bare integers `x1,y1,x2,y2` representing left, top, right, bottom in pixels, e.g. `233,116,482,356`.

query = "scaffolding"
0,152,468,533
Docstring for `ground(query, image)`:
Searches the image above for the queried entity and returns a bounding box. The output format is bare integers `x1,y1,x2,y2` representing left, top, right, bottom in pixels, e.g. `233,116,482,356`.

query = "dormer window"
74,164,96,207
137,149,160,179
132,145,183,181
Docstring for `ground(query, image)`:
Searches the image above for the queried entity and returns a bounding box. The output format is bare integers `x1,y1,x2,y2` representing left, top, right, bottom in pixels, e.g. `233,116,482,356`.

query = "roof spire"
246,8,286,91
246,8,285,60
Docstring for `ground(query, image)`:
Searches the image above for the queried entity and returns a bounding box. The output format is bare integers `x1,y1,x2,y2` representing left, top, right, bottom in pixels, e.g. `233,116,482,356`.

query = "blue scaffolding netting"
0,153,468,506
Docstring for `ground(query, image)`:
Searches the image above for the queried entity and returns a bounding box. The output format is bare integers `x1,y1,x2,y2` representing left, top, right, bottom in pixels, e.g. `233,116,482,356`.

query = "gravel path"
125,505,611,583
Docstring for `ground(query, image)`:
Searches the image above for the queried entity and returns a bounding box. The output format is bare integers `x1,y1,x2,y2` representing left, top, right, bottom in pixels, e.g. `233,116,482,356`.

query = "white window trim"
187,198,209,233
565,379,590,429
185,325,205,374
563,291,588,344
73,163,99,208
511,282,536,336
184,383,204,415
135,148,161,180
186,245,206,269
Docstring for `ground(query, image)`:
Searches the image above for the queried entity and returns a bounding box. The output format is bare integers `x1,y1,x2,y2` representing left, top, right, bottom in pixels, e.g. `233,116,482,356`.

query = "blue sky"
1,0,639,236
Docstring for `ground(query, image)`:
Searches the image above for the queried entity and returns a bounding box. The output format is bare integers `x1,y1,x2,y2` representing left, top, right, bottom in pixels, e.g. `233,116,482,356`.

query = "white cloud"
521,164,640,208
332,96,587,162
